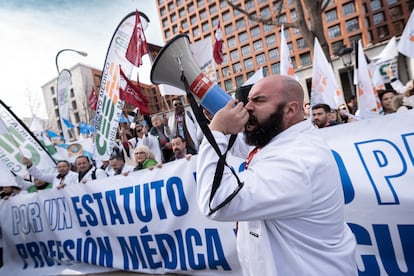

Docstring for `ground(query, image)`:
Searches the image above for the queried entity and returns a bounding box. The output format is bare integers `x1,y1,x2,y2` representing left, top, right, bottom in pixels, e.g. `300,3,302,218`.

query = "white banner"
1,111,413,275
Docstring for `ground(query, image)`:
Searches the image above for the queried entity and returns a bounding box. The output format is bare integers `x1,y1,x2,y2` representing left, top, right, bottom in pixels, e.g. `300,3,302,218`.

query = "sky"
0,0,164,119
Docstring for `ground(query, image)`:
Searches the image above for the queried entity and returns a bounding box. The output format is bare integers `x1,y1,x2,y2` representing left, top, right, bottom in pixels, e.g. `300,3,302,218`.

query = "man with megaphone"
196,75,357,275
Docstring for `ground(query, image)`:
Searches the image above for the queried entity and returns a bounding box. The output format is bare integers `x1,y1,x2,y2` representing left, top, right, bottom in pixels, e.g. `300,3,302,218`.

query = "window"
160,8,167,16
193,27,200,37
212,17,219,27
197,0,204,8
233,62,242,72
269,48,279,60
390,6,402,20
179,9,186,18
236,76,244,87
190,15,197,24
168,2,174,11
227,37,236,48
300,53,311,66
181,20,188,29
271,63,281,74
50,86,55,95
162,19,169,27
264,24,274,32
209,4,217,14
220,1,228,8
297,38,306,50
287,42,293,51
52,98,57,105
377,26,389,38
72,100,77,110
251,26,261,38
253,40,264,51
225,80,233,91
241,45,251,55
202,22,209,32
266,34,276,46
263,66,269,76
370,0,382,11
283,28,291,39
256,53,266,65
245,0,255,10
325,9,338,22
222,66,230,76
343,2,355,15
328,24,341,38
223,12,231,22
225,24,234,35
393,20,405,34
290,10,297,20
346,18,359,32
188,3,195,13
278,14,287,23
171,14,177,22
260,7,271,17
239,32,248,42
349,34,362,45
200,9,207,20
236,19,245,29
244,58,254,70
373,12,384,25
331,40,344,54
230,50,239,60
293,28,300,35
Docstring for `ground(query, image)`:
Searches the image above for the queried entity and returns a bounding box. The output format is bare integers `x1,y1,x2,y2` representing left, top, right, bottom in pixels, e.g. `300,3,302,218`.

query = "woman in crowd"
133,145,159,171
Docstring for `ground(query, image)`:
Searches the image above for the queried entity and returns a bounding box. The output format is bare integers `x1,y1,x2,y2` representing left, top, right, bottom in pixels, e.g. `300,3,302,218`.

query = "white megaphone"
151,34,232,115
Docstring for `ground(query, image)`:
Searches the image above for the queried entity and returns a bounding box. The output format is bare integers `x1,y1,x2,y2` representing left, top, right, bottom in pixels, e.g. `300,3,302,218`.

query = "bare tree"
225,0,332,61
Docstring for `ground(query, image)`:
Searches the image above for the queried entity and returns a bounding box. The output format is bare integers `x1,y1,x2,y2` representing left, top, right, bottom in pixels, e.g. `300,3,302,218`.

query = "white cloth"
197,120,357,276
78,167,107,183
106,164,134,177
27,166,78,188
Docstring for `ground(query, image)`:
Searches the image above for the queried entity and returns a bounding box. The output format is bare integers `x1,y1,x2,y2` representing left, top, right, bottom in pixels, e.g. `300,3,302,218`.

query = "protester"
148,114,172,162
196,75,357,275
168,97,200,154
75,155,107,183
311,103,339,128
303,102,311,119
15,175,52,193
132,145,158,171
169,135,194,161
106,147,134,176
23,157,78,189
378,89,396,115
0,185,23,199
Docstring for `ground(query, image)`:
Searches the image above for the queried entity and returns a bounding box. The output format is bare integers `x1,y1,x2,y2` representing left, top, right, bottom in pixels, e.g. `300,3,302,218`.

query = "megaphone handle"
180,72,244,216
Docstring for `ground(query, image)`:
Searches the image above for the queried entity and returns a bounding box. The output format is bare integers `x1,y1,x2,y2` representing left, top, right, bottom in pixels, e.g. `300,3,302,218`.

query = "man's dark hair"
311,103,331,113
378,89,396,102
172,135,185,143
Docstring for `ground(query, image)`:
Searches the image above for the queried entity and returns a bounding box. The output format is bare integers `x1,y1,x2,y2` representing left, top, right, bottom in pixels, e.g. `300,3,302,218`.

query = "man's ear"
284,101,300,117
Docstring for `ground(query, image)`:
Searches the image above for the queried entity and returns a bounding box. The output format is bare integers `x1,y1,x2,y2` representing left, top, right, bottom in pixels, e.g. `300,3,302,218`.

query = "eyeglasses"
135,152,146,155
174,102,183,107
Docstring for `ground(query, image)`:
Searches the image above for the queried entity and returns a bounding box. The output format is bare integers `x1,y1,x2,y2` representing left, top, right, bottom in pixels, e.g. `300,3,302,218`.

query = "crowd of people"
0,74,413,274
1,74,413,199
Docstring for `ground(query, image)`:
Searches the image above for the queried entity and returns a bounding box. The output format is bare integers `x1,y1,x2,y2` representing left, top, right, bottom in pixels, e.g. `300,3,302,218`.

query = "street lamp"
55,48,88,73
335,46,355,97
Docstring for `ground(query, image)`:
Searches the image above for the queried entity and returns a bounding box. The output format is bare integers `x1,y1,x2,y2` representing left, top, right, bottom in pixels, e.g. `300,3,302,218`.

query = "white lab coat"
27,166,79,188
197,120,357,275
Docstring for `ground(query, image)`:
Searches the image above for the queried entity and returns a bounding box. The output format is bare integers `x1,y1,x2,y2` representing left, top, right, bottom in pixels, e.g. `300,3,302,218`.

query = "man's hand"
209,99,249,135
22,157,32,168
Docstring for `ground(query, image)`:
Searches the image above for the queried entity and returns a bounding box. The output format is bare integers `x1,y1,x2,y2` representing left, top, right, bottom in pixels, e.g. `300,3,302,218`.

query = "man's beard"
244,103,286,148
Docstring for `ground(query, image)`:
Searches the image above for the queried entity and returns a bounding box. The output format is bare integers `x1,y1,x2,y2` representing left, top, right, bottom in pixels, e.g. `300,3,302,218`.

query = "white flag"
243,67,264,86
280,26,297,80
310,37,344,109
373,36,399,83
398,9,414,58
357,40,380,119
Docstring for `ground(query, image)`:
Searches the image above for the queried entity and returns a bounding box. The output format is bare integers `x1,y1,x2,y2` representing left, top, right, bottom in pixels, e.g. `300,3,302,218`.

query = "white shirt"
197,120,357,276
78,167,107,183
27,166,79,188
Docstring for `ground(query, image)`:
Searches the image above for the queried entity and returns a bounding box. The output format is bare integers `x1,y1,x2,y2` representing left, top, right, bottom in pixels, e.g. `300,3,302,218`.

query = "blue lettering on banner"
348,223,414,275
332,150,355,204
71,177,189,227
43,197,73,231
12,202,43,235
15,234,113,269
117,227,231,271
356,139,408,205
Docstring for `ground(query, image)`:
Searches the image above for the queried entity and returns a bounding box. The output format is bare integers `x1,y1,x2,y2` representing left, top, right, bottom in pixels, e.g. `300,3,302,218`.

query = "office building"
155,0,413,99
